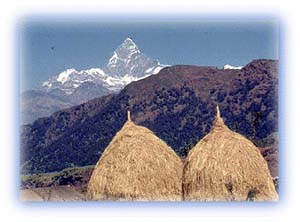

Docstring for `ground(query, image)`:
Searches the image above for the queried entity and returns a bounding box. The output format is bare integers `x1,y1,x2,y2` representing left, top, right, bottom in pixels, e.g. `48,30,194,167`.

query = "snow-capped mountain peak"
82,68,106,77
106,38,141,75
112,38,140,61
124,37,136,44
39,37,167,97
105,38,161,78
223,64,243,70
122,38,139,51
56,68,78,84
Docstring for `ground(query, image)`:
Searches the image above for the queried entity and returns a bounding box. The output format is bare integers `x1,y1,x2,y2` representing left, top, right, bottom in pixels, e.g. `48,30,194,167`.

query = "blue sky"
20,18,278,91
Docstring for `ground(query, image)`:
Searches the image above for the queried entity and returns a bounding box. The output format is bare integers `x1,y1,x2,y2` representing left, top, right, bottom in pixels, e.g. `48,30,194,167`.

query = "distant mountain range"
20,59,278,177
21,38,167,124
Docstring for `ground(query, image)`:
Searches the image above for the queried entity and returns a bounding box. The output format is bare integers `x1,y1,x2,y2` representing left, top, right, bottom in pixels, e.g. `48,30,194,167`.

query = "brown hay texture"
87,111,182,201
182,106,278,201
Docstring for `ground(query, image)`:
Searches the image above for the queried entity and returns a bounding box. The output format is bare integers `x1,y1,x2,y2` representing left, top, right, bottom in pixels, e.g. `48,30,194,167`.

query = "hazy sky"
20,18,278,91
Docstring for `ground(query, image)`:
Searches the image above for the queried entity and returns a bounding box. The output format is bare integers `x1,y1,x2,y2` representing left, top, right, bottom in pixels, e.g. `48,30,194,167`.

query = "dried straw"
87,111,182,201
182,106,278,201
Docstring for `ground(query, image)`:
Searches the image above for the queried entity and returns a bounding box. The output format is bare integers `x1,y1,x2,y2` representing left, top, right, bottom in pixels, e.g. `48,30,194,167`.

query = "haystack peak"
213,105,226,129
127,110,131,122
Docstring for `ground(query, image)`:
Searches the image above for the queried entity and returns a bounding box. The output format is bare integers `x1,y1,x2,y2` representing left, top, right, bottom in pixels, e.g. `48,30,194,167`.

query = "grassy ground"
20,165,94,189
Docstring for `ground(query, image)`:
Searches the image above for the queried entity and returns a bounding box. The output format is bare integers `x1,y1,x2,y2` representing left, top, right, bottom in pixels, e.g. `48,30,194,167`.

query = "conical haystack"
87,111,182,201
182,106,278,201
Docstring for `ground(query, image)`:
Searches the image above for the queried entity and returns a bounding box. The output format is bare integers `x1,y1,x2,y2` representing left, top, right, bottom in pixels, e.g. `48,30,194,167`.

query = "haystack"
87,111,182,201
182,106,278,201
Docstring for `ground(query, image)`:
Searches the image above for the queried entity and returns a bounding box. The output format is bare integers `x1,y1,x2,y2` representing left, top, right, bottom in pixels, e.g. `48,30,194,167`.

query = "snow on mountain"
105,37,162,78
40,38,167,96
56,68,78,84
152,65,166,74
41,68,107,95
107,38,141,69
223,64,243,70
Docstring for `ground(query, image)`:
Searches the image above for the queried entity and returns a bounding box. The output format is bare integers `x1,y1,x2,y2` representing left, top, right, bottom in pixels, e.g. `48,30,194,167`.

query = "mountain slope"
21,90,75,125
21,59,278,175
